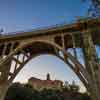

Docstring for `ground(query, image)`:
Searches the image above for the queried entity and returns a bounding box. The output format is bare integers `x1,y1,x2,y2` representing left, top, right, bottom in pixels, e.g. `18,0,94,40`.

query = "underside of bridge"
0,18,100,100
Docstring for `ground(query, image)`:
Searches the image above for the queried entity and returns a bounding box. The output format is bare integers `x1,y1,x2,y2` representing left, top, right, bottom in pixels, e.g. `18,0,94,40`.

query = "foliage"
4,82,91,100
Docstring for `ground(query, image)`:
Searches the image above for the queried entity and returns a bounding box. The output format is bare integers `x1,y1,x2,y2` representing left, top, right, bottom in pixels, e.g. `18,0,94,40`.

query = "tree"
4,82,91,100
4,83,34,100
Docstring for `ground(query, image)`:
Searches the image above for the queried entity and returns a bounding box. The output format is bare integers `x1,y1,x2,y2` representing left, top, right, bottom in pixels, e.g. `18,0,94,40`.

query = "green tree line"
4,82,91,100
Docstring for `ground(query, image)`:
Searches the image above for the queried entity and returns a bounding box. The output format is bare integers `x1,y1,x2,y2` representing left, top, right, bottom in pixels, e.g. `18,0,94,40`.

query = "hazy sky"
0,0,91,92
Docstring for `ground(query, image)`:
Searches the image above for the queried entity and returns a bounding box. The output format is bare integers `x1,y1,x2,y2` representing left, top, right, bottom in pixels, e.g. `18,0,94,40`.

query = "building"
28,73,63,90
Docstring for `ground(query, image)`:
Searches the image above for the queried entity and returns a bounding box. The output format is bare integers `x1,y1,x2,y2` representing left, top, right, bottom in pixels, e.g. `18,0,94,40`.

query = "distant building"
28,73,63,90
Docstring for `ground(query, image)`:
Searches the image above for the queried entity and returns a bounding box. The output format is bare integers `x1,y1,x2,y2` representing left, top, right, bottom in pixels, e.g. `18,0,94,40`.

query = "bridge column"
0,59,12,100
82,30,100,100
0,83,9,100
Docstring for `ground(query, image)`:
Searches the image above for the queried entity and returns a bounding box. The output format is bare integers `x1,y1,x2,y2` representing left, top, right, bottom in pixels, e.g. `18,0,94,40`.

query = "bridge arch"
5,40,89,91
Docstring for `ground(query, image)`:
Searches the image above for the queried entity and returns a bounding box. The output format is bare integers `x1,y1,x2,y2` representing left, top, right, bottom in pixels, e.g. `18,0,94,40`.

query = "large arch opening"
5,41,86,93
13,54,86,93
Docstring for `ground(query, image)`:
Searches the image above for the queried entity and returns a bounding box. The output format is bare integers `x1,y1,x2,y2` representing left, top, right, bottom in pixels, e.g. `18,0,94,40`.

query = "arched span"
6,40,89,90
10,53,87,88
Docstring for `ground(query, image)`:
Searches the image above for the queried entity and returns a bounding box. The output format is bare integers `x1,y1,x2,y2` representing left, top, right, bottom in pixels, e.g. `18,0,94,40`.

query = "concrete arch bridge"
0,18,100,100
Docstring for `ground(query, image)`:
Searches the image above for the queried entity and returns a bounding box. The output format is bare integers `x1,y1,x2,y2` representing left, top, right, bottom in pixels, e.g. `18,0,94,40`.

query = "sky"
0,0,91,92
0,0,90,33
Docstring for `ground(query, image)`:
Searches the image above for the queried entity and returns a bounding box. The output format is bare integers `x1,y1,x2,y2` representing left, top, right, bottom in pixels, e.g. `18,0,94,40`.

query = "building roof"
28,77,63,85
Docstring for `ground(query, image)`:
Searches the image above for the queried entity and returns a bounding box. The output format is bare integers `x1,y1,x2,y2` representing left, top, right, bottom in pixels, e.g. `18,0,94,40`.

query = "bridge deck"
0,18,100,46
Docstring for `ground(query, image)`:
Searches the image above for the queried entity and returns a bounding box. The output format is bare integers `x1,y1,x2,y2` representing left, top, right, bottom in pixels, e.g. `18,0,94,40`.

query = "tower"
46,73,50,80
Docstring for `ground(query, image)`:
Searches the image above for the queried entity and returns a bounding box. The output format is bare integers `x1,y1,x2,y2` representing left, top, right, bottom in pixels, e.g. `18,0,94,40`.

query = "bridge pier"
0,59,12,100
82,30,100,100
0,83,9,100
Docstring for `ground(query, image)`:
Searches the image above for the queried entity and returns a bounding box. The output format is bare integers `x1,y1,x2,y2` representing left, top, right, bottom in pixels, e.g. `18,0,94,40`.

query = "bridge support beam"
82,30,100,100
